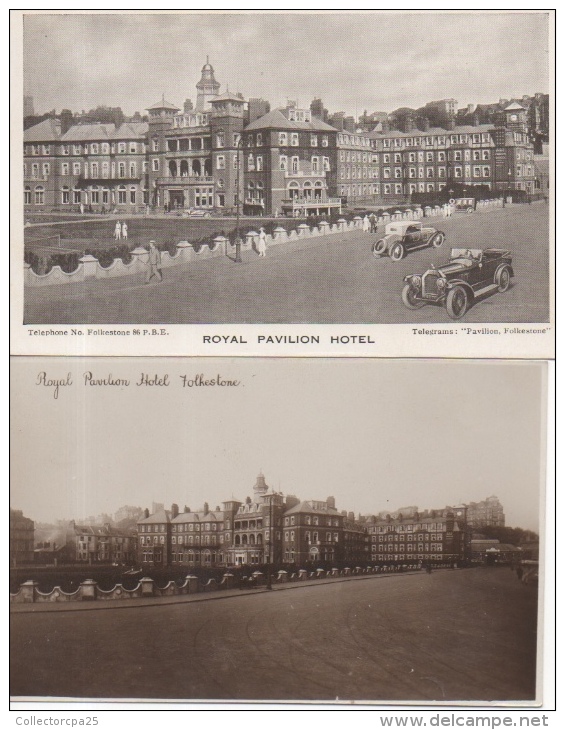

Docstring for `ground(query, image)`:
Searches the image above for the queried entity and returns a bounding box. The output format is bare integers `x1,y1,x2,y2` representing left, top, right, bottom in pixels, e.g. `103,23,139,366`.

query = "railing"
284,170,326,178
281,197,341,206
24,174,49,182
156,176,214,185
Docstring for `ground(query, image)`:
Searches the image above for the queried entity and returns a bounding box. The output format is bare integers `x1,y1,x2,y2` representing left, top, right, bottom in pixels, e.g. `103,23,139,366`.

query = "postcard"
10,10,554,358
10,357,551,709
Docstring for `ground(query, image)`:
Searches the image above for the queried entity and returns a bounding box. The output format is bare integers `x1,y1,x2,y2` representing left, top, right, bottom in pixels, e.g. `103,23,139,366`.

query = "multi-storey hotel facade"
136,472,474,569
23,60,537,216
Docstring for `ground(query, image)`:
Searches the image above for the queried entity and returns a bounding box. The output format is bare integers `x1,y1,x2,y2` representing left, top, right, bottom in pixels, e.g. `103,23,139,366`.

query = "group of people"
113,220,128,241
362,213,379,233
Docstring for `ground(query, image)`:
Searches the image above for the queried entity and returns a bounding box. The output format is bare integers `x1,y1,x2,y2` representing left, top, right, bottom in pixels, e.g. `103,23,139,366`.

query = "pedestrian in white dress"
114,221,121,240
121,221,128,240
257,227,267,257
362,215,370,232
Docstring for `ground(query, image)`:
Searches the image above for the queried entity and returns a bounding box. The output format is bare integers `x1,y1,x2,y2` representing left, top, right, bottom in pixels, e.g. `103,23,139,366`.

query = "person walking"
362,215,370,233
145,240,163,283
121,221,128,241
369,212,377,233
257,227,267,257
114,221,121,241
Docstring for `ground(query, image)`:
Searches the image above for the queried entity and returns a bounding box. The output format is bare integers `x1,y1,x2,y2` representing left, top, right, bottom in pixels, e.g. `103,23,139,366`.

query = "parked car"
401,247,514,319
188,209,212,218
372,221,445,261
451,197,476,213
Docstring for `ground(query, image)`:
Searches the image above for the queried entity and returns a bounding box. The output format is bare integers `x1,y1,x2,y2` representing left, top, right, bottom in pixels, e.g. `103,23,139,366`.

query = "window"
291,133,299,147
383,167,391,178
256,133,263,147
484,166,491,177
42,163,50,176
73,162,81,175
426,167,434,178
256,155,263,171
118,186,126,204
61,162,69,176
34,186,44,204
323,157,330,172
91,143,99,154
130,187,136,204
73,189,81,204
280,155,287,171
394,167,402,178
118,142,126,154
482,150,490,160
247,154,255,171
216,155,225,170
426,152,434,162
394,153,401,163
24,186,31,204
101,143,110,154
91,162,99,177
118,162,126,178
291,156,299,173
322,135,328,147
62,145,70,156
454,166,462,178
43,144,51,155
152,138,159,152
73,144,81,155
279,132,287,146
438,151,446,162
129,162,136,177
453,151,462,161
384,184,391,194
152,159,159,172
473,166,481,178
395,183,402,194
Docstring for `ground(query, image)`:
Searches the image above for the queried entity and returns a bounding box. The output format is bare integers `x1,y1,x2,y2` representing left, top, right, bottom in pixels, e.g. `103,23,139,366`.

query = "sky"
21,11,551,119
11,358,546,532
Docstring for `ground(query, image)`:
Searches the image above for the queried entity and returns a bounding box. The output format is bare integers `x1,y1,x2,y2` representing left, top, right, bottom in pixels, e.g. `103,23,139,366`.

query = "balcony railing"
156,176,214,185
284,170,326,178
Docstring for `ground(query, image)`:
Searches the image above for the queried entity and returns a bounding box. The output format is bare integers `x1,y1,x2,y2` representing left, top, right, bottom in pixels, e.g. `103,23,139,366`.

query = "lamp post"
233,134,244,263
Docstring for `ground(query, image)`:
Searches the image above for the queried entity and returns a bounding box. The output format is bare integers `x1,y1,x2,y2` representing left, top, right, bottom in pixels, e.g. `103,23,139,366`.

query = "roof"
212,91,244,103
138,508,171,525
386,221,421,231
24,118,61,142
110,122,148,139
369,124,493,139
172,510,223,523
245,108,338,133
147,98,179,111
504,101,526,111
284,500,339,516
60,123,116,142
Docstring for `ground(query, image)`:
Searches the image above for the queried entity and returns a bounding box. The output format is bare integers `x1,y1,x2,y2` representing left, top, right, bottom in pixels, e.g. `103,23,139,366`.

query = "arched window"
235,535,240,546
24,186,31,205
288,181,299,200
34,186,44,205
180,160,189,177
168,161,177,178
118,185,126,204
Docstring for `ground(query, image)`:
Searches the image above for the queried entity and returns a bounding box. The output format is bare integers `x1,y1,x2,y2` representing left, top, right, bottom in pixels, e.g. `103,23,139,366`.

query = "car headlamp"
411,275,421,288
437,277,446,289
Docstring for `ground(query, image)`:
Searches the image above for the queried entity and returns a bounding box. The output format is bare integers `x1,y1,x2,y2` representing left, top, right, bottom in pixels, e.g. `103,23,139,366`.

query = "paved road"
10,568,538,702
24,204,549,324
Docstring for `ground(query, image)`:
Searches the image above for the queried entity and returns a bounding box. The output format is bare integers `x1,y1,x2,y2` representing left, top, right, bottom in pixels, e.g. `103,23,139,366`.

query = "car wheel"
431,232,445,248
495,265,511,292
401,283,426,309
446,286,469,320
466,207,474,213
372,239,387,257
390,242,405,261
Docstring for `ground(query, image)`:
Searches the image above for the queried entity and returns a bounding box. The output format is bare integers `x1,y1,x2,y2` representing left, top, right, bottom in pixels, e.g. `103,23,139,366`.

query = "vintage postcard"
10,10,554,358
10,357,551,709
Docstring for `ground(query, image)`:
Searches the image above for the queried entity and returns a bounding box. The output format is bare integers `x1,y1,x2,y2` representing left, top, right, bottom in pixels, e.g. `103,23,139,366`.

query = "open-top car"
402,247,514,319
372,221,445,261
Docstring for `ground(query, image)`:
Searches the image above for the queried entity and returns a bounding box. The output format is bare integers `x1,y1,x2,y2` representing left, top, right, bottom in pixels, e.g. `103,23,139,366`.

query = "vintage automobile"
401,247,514,319
372,221,445,261
451,197,476,213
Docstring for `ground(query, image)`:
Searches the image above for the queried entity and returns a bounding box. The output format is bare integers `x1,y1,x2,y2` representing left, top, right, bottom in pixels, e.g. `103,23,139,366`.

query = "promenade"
11,567,538,703
24,204,549,325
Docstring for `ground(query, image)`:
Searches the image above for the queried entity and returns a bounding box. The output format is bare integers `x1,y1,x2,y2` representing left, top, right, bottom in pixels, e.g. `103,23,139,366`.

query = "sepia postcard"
10,10,554,358
10,356,552,709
